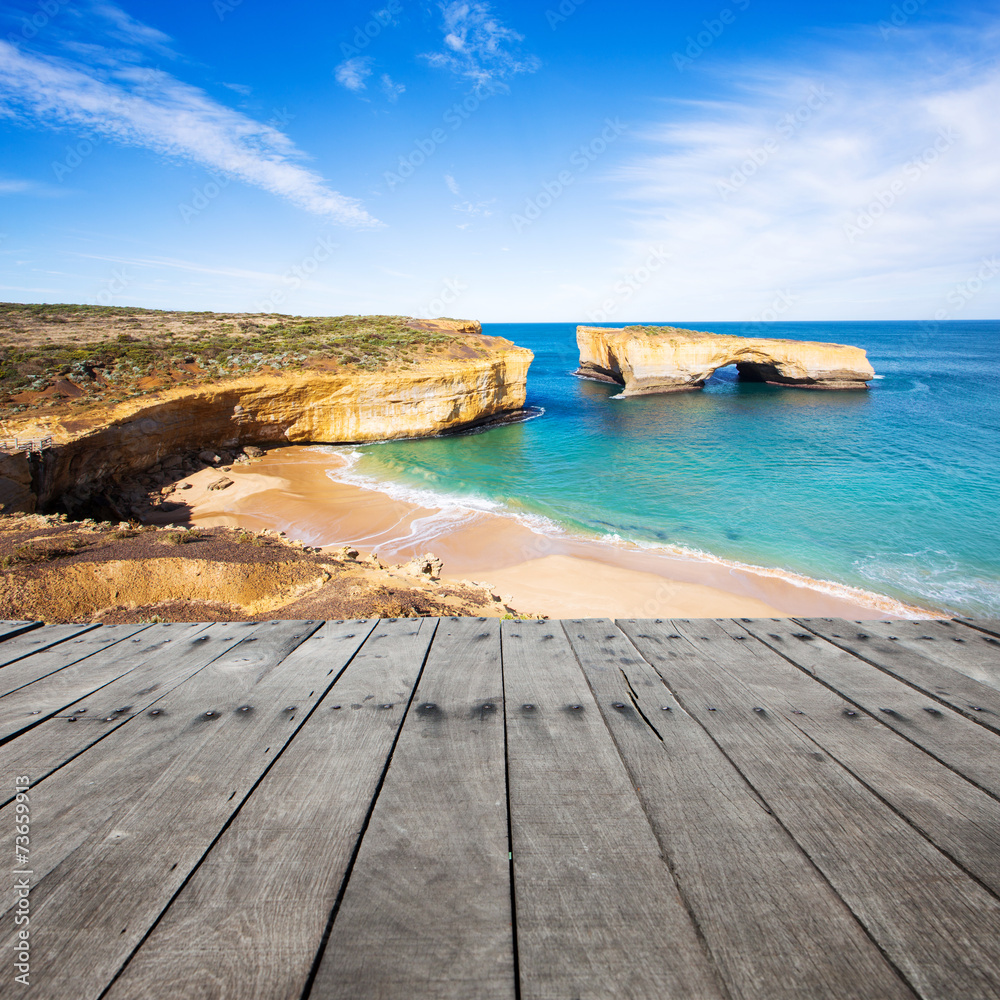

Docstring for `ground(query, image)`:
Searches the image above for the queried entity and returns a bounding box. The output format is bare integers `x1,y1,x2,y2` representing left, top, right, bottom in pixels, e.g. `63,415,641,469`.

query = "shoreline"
172,445,939,621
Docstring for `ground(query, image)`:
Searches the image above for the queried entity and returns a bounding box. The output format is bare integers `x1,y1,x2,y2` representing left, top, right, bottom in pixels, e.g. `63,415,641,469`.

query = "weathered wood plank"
706,618,1000,898
957,617,1000,639
0,623,105,685
103,620,448,1000
0,620,40,642
568,618,914,1000
0,624,189,743
0,623,255,802
0,619,319,908
501,618,724,1000
759,619,1000,798
628,618,1000,1000
0,619,365,1000
798,618,1000,735
309,617,513,1000
857,618,1000,691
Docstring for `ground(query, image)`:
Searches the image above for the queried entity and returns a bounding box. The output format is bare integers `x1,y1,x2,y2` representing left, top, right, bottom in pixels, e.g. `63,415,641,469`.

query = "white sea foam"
855,549,1000,618
318,446,939,618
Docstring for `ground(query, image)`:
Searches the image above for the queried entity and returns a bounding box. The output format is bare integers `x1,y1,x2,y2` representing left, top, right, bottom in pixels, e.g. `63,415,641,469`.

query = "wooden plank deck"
2,616,999,1000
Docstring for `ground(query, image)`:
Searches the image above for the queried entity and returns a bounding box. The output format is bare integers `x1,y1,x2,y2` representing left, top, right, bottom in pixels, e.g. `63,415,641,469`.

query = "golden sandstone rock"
4,331,532,509
575,325,875,396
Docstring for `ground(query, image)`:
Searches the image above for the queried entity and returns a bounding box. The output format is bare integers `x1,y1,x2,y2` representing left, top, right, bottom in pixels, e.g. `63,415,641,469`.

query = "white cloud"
444,173,461,195
335,57,373,92
0,40,378,227
608,28,1000,320
423,2,540,93
380,73,405,103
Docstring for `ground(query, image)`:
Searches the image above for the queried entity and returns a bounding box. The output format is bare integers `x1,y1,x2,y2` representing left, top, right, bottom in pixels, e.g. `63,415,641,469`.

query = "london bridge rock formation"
575,325,875,396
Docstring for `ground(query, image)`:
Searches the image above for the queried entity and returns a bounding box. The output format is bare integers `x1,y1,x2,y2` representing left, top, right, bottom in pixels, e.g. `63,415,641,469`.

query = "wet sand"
180,445,934,620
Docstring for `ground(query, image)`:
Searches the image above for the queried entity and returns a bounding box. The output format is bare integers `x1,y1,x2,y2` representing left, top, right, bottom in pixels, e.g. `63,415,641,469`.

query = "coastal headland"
0,305,532,513
575,324,875,395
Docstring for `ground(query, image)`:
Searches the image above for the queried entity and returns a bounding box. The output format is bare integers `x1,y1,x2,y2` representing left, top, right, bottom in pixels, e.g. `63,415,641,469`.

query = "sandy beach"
165,445,936,620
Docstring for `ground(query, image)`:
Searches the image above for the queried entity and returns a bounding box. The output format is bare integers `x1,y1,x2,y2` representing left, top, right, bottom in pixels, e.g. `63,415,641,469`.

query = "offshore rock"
575,325,875,396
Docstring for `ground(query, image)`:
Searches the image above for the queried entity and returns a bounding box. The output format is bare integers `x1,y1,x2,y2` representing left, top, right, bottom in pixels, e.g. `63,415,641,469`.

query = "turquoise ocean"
335,321,1000,616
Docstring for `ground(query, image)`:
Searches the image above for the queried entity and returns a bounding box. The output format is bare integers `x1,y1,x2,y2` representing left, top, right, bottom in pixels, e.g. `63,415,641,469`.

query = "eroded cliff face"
576,325,874,396
4,334,532,509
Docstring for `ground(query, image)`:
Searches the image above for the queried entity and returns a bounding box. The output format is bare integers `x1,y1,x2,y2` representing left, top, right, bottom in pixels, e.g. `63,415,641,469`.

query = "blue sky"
1,0,998,321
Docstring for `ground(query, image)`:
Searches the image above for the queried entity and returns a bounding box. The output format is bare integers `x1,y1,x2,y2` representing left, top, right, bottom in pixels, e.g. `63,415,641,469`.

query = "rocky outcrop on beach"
0,514,532,622
2,330,533,511
575,325,875,395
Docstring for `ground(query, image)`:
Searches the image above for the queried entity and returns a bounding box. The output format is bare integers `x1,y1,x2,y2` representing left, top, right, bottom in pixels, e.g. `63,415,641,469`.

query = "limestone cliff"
576,325,874,395
3,333,532,509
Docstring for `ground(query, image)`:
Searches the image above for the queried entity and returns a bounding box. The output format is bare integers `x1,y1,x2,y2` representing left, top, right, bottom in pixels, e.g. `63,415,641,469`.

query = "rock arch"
575,325,875,396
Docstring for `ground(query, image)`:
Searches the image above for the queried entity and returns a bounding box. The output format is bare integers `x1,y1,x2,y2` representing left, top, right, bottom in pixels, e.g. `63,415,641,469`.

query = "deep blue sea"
341,321,1000,616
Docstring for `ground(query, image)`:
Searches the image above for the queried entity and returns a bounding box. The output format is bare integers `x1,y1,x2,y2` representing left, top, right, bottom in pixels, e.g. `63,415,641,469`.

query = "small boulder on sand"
397,553,443,580
206,477,234,492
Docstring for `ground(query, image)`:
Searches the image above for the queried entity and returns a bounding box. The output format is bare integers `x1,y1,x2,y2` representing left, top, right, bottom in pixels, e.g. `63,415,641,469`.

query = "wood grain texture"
310,617,515,1000
569,618,914,1000
0,620,40,642
0,623,97,671
798,618,1000,735
0,624,188,743
762,618,1000,799
857,618,1000,691
957,617,1000,639
0,620,318,890
102,620,453,1000
638,618,1000,1000
502,618,724,1000
705,617,1000,898
0,619,339,1000
0,623,252,802
0,623,119,695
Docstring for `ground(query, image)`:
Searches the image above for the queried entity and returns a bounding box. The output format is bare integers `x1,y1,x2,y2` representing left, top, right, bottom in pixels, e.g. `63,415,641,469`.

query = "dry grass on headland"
0,303,475,422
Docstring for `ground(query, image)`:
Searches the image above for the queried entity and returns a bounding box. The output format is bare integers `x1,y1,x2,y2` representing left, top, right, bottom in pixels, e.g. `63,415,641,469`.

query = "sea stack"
575,325,875,396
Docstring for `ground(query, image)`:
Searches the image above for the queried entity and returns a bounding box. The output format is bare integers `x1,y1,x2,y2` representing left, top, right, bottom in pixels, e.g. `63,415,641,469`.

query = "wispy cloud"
0,22,377,227
423,1,540,94
380,73,405,102
444,173,461,195
610,26,1000,319
335,57,373,92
